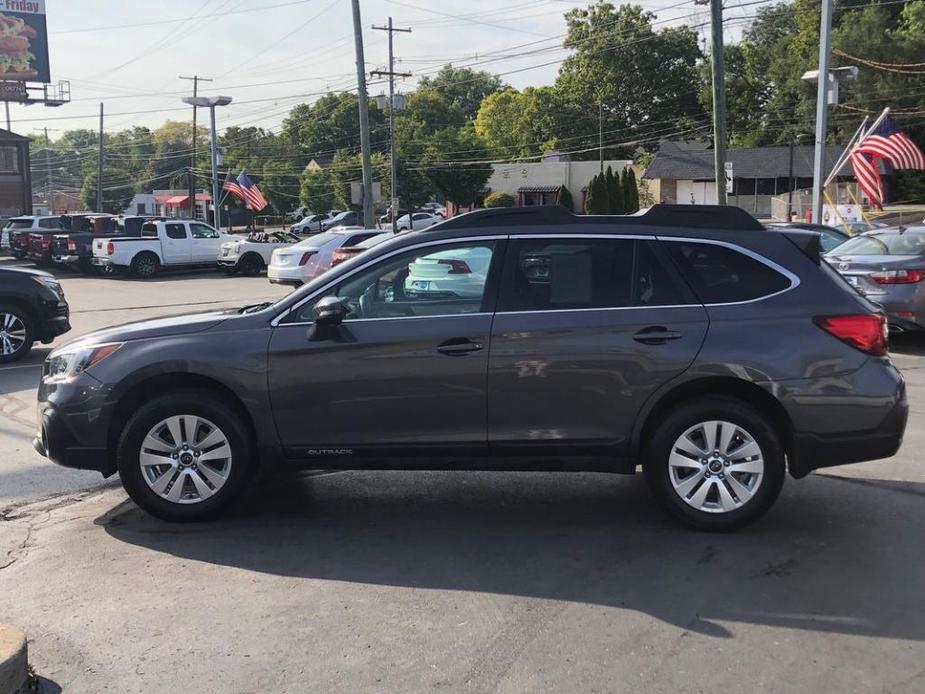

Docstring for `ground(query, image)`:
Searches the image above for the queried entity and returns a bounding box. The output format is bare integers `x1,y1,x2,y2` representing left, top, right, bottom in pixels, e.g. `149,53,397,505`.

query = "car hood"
825,254,919,271
61,309,233,348
0,265,54,279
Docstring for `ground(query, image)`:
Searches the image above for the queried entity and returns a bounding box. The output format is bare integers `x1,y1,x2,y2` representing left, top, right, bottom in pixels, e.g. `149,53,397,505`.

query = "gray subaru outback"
33,205,907,530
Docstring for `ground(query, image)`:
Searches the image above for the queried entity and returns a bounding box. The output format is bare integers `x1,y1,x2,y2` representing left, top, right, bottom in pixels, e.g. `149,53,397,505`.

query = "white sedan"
396,212,440,231
405,245,493,299
268,228,384,286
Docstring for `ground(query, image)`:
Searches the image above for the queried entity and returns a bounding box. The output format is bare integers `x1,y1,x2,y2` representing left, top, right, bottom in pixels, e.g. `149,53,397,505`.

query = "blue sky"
10,0,715,140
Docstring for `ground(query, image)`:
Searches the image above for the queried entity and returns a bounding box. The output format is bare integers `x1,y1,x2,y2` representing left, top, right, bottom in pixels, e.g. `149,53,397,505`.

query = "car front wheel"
643,396,785,531
117,390,255,521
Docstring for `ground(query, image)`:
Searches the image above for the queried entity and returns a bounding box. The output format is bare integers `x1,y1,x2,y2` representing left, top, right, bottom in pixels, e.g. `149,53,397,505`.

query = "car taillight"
870,269,925,284
67,239,77,252
107,242,115,255
298,251,316,266
331,250,352,266
439,259,471,274
814,314,888,356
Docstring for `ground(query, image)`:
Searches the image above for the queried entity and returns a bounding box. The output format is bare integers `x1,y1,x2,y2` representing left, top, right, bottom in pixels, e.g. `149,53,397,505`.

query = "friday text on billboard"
3,0,43,14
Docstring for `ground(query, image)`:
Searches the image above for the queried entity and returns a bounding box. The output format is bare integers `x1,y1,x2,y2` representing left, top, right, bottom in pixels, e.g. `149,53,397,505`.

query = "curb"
0,624,28,694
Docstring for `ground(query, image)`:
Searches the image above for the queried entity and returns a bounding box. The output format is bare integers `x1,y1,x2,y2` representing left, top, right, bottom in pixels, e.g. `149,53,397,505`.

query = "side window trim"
656,236,800,305
271,235,505,327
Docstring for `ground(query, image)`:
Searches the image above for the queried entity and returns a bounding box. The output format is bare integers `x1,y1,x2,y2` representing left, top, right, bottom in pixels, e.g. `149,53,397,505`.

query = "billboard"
0,0,49,84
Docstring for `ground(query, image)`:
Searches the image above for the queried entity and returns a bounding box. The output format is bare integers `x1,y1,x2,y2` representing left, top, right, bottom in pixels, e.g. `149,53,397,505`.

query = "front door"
267,239,502,457
487,235,709,458
161,222,191,264
189,223,223,262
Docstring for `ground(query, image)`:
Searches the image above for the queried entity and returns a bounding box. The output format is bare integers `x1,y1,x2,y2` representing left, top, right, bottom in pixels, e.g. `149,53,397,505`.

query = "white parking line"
0,363,42,372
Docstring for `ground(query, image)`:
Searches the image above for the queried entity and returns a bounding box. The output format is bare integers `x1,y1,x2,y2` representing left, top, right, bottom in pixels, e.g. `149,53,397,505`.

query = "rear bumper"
786,361,908,478
53,254,81,265
90,257,113,267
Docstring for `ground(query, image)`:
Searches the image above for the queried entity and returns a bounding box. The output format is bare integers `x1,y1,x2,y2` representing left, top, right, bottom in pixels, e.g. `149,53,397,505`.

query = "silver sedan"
826,226,925,332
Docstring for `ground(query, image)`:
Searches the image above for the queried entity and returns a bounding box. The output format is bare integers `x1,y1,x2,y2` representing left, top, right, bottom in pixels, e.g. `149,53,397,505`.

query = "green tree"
554,3,704,158
625,168,640,212
80,167,135,214
417,65,506,121
585,173,610,214
474,86,558,159
260,160,301,214
423,126,492,209
556,185,575,212
484,191,515,208
606,166,621,214
299,167,338,213
282,92,384,160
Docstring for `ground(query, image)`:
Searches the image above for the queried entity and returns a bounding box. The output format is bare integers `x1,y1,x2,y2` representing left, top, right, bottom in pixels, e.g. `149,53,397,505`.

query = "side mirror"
313,296,345,325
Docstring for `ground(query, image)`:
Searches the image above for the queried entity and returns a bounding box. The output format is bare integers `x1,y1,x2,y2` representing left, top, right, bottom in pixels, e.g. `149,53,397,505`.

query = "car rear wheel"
117,390,255,521
643,396,785,531
0,305,33,363
131,252,159,279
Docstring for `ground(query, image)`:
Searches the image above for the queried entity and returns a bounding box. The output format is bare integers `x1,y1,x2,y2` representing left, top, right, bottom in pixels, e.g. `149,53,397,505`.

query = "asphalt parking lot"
2,259,925,693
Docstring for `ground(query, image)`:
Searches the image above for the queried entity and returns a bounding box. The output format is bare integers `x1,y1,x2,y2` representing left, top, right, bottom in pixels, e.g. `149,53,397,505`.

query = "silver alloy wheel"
0,312,27,356
139,415,232,505
668,420,764,514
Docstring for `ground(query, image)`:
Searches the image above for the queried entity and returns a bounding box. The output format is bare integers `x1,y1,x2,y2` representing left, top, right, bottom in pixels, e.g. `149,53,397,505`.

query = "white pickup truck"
91,220,241,278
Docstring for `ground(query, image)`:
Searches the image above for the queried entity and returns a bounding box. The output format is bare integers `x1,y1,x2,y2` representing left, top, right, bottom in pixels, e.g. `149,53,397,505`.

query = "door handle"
632,326,682,345
437,337,484,356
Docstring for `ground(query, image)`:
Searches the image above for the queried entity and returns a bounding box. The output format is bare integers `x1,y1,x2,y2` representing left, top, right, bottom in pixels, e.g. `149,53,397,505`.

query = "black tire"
131,252,159,279
643,395,785,531
116,390,255,522
237,254,264,276
0,302,34,363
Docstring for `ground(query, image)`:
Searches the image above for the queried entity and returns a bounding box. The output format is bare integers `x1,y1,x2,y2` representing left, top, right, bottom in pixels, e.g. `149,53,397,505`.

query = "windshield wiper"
239,301,273,314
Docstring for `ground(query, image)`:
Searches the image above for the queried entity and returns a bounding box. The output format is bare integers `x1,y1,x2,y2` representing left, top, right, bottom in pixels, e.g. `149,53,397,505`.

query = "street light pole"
183,95,231,229
811,0,833,223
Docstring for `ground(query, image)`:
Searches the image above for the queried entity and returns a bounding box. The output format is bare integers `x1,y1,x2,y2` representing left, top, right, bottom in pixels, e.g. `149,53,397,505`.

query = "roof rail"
433,204,763,232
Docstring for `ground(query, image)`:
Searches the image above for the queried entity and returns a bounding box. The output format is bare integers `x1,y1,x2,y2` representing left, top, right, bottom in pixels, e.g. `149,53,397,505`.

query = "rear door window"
38,218,61,229
664,241,792,303
498,238,692,312
142,223,159,238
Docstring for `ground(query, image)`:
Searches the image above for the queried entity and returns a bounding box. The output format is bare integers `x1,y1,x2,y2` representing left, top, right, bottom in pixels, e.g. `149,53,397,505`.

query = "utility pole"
810,0,833,223
97,103,104,213
697,0,727,205
599,98,604,173
180,75,212,219
4,102,9,131
351,0,375,229
44,127,52,213
372,17,411,233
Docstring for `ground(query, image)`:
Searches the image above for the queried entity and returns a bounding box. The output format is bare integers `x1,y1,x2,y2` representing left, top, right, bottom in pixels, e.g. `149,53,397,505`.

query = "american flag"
236,171,269,212
222,172,246,201
851,116,925,208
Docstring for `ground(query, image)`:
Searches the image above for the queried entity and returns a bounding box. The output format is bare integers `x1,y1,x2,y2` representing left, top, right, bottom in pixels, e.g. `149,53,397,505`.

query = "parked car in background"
92,219,242,278
842,220,889,235
378,208,409,229
396,212,440,231
330,231,394,267
53,216,153,274
4,215,62,259
0,265,69,362
405,245,493,298
217,230,301,275
321,210,359,230
290,212,335,235
286,206,311,223
29,214,116,268
420,202,446,217
33,205,907,529
267,228,382,286
826,225,925,332
766,222,850,254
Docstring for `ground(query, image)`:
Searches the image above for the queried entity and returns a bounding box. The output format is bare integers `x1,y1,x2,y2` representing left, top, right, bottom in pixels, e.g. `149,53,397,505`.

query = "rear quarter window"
665,241,792,303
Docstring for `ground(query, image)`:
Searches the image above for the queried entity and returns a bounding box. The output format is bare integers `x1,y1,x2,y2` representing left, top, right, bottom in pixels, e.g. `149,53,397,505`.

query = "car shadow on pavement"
97,469,925,642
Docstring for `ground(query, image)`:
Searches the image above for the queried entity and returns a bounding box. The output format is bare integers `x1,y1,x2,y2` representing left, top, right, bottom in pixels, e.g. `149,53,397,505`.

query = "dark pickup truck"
49,214,143,273
27,214,112,267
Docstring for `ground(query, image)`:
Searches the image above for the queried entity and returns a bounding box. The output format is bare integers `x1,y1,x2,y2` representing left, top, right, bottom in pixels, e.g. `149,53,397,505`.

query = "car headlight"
44,342,123,383
31,275,63,299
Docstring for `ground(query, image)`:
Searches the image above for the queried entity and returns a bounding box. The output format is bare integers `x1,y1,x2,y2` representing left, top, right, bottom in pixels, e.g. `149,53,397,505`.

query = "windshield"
830,229,925,256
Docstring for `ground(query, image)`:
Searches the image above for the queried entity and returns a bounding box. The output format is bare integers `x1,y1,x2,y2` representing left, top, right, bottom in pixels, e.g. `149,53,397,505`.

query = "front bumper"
33,373,115,476
217,257,239,268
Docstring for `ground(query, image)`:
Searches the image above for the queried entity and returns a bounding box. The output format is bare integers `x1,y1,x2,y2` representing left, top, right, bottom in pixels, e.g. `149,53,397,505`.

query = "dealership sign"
0,0,49,84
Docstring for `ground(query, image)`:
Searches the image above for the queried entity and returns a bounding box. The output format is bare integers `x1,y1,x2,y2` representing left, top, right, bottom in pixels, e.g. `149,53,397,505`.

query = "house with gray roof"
643,141,864,217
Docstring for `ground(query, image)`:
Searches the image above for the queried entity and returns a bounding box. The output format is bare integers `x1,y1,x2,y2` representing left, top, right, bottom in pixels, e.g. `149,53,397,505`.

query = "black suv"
0,266,70,362
33,205,907,529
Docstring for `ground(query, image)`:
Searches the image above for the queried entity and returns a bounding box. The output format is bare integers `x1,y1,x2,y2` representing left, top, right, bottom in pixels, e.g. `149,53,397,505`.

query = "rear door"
161,222,192,264
487,234,709,458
